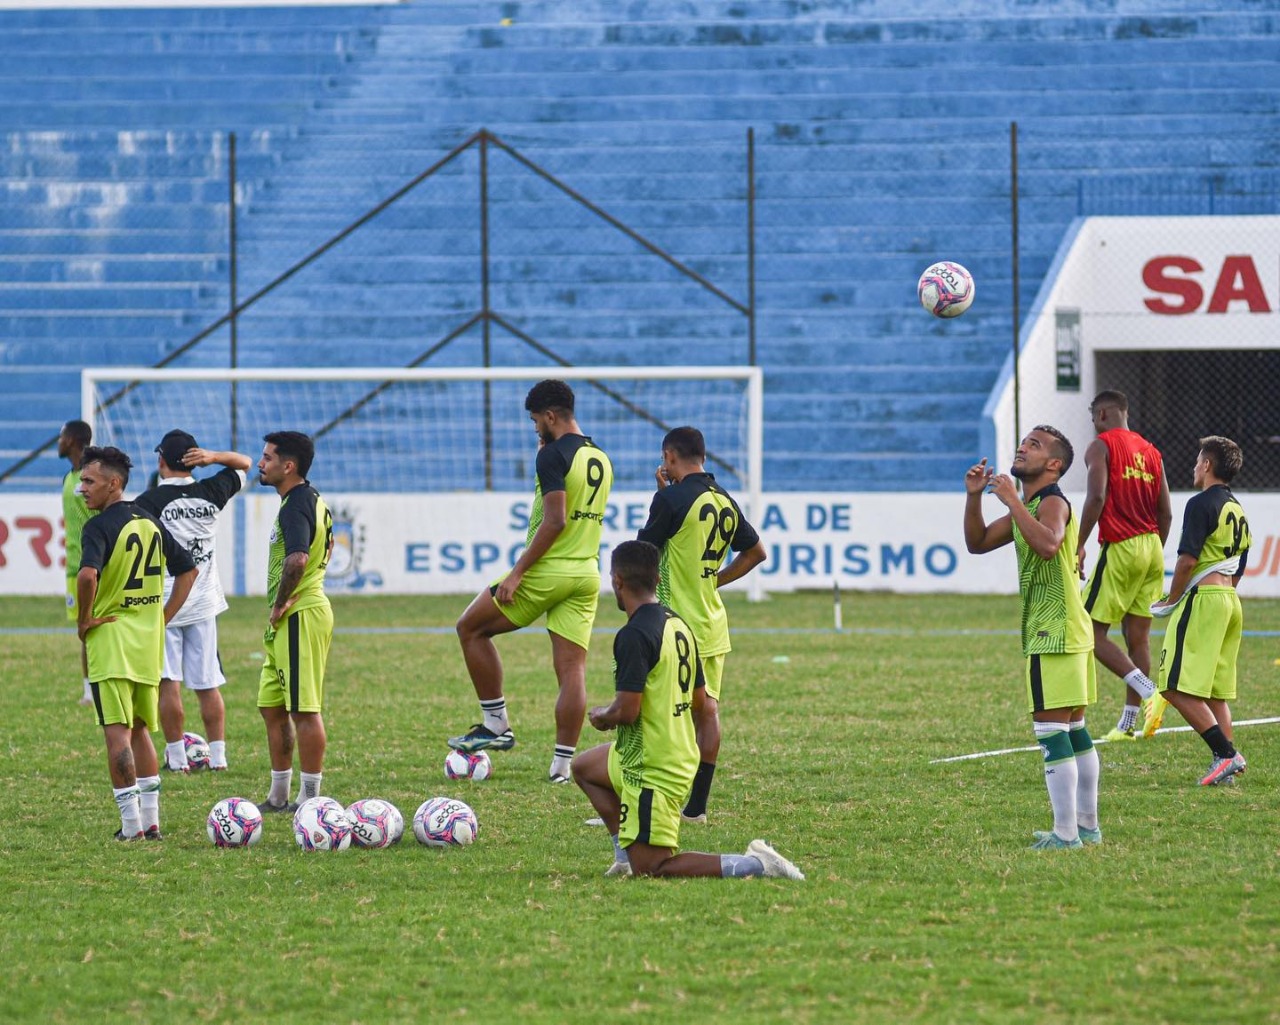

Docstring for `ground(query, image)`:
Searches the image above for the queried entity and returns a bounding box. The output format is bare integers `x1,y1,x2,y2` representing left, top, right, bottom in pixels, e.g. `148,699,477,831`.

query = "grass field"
3,591,1279,1024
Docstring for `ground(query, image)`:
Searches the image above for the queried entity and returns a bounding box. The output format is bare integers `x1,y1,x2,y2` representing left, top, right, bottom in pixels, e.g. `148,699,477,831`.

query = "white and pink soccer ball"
345,798,405,849
444,749,492,781
293,796,354,851
206,797,263,848
183,731,212,770
917,260,975,318
412,797,479,847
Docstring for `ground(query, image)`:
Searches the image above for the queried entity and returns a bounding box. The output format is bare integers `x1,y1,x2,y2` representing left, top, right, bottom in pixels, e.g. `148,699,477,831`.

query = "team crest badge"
325,505,383,591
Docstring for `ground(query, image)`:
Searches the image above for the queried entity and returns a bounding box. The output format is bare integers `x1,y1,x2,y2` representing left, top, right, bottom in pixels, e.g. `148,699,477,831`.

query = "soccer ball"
206,797,263,848
183,731,212,770
444,749,492,781
917,261,975,318
412,797,479,847
293,796,353,851
346,798,405,849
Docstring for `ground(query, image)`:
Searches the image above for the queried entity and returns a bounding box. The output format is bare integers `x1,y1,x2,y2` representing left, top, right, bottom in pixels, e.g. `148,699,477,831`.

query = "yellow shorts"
1159,586,1242,701
607,742,684,851
1081,533,1164,624
701,653,725,702
258,603,334,714
91,677,159,730
1025,651,1097,714
492,569,600,651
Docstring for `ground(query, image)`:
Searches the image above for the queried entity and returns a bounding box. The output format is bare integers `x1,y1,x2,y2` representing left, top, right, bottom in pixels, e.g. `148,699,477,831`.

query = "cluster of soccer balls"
206,748,492,850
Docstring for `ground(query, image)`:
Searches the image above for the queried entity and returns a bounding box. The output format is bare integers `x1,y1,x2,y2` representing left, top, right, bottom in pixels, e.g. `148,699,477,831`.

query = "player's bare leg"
131,719,163,838
1093,617,1157,739
683,695,721,822
260,704,297,810
548,632,587,780
197,687,227,767
1167,690,1245,785
103,721,142,839
451,589,522,752
158,678,189,771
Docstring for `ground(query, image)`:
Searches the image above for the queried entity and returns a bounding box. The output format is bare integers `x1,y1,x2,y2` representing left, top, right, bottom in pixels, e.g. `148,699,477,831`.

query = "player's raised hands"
988,473,1020,508
964,458,994,494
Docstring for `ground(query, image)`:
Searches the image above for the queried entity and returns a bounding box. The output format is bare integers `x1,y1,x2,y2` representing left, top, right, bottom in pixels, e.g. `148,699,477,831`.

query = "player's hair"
62,420,92,447
263,430,315,478
1089,390,1128,414
1031,424,1074,476
662,426,705,461
1198,435,1243,483
611,540,661,594
525,379,575,416
80,445,132,488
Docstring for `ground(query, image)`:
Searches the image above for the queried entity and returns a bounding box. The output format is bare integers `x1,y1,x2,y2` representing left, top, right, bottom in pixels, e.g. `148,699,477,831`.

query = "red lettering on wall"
15,516,54,568
1206,255,1272,313
1142,256,1203,314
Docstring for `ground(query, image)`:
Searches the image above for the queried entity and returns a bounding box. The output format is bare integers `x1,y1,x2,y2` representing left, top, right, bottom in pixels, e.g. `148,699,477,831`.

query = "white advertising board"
4,491,1275,600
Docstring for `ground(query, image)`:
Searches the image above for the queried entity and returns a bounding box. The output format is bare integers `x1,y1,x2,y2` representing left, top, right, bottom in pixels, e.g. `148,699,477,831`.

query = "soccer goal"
82,365,765,593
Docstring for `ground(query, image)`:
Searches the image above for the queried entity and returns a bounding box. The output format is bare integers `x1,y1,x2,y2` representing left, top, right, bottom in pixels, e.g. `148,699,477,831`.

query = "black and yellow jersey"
527,434,613,575
266,481,333,613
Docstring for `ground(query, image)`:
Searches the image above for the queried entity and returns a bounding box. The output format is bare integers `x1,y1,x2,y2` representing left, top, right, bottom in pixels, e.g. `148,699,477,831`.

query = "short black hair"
1031,424,1074,476
62,420,92,447
662,426,705,462
525,379,575,416
81,445,132,488
1199,435,1243,483
611,540,660,594
1089,390,1128,414
264,430,315,478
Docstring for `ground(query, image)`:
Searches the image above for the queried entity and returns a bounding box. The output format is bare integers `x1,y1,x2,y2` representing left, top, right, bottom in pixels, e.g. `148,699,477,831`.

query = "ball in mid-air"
345,798,405,849
183,731,212,770
444,749,492,781
412,797,479,847
206,797,263,848
917,261,975,318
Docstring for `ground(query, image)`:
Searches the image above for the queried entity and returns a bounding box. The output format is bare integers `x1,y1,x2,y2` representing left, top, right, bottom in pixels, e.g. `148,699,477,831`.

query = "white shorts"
163,618,226,691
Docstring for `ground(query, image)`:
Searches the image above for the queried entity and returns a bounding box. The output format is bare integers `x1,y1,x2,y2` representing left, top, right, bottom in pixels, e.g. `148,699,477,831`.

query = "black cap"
155,429,197,471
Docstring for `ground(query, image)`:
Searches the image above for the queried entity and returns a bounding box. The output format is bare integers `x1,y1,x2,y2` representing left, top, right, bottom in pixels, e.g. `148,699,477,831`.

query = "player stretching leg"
451,380,613,783
572,541,802,880
964,428,1099,849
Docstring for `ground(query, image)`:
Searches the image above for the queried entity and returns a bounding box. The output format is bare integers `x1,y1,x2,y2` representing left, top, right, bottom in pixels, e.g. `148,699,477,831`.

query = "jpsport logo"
122,594,162,608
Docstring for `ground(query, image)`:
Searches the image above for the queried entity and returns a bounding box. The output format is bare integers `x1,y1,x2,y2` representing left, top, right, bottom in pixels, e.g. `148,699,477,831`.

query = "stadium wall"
5,491,1280,598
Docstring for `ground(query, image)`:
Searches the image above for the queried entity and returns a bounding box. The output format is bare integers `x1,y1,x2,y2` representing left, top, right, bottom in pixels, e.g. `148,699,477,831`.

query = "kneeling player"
572,540,803,880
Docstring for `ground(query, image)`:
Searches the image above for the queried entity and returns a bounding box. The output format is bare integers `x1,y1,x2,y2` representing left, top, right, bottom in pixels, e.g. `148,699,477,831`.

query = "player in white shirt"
134,430,251,772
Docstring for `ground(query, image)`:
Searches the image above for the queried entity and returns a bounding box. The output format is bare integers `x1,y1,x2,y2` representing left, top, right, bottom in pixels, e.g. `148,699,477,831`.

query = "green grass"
3,592,1279,1024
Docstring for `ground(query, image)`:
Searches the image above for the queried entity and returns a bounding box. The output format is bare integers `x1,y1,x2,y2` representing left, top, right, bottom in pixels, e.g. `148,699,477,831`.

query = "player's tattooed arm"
270,552,309,626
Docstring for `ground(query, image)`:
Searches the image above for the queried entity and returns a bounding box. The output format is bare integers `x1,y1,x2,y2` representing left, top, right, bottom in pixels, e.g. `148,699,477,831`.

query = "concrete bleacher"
0,1,1276,490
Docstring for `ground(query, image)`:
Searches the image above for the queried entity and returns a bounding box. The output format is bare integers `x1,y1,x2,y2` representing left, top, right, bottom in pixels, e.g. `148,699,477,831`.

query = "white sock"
165,740,188,771
1124,668,1157,700
1034,723,1079,842
299,772,322,803
269,768,292,805
137,775,160,832
113,785,142,836
208,740,227,769
1074,741,1100,831
480,697,509,735
1117,705,1140,733
550,745,574,779
610,833,627,862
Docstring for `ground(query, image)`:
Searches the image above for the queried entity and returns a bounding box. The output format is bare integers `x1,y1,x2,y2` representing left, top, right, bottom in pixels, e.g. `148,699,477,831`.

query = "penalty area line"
929,716,1280,764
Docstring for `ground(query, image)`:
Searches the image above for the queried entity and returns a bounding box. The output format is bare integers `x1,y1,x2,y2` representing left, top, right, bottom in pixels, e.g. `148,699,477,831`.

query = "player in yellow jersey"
964,426,1099,850
1150,436,1252,786
58,419,98,705
637,426,766,823
571,541,802,880
256,431,335,813
77,447,198,840
451,380,614,783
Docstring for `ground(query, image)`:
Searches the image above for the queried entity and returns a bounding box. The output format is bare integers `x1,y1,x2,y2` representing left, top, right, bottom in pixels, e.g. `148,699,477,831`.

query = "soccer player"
1150,436,1252,786
135,430,251,772
636,426,767,823
571,540,803,880
963,427,1099,850
76,446,197,841
58,419,98,705
256,431,334,813
1075,391,1172,741
450,380,614,784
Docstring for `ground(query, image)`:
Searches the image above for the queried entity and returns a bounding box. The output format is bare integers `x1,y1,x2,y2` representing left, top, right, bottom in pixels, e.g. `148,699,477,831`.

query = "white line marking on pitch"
930,716,1280,764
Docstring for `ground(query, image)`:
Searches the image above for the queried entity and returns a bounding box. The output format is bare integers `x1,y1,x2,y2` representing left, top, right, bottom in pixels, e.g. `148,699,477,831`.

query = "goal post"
82,365,766,597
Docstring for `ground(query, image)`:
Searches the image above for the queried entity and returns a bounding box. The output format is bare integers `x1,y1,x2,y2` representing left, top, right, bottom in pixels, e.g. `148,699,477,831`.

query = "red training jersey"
1097,428,1163,543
